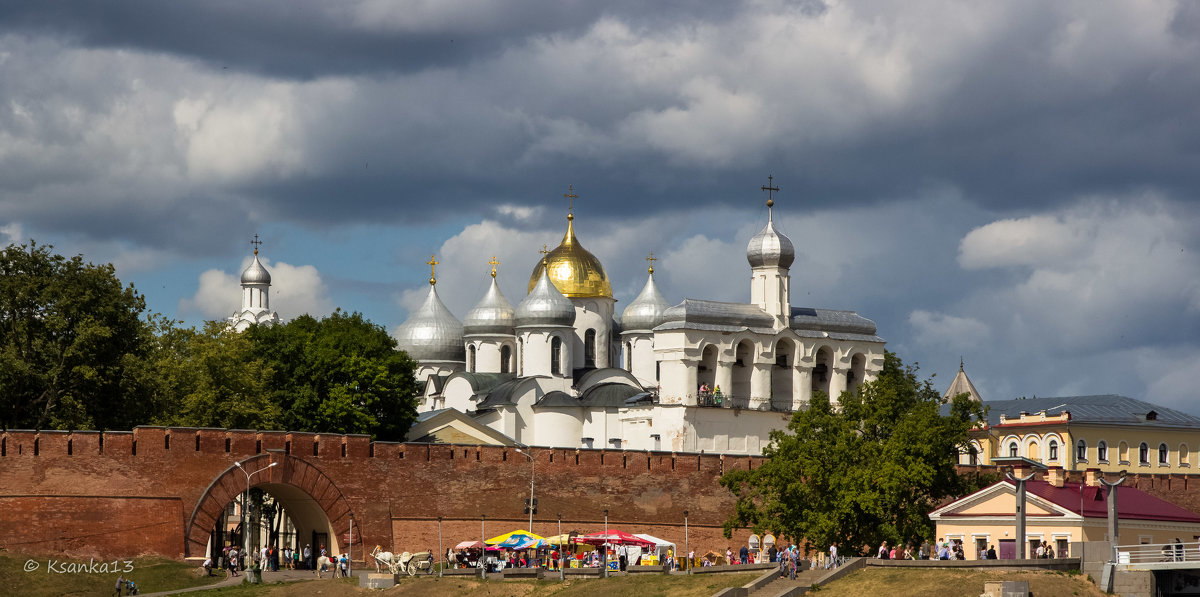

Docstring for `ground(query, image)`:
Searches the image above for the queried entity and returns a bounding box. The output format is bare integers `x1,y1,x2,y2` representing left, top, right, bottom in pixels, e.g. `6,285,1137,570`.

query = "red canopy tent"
577,530,654,548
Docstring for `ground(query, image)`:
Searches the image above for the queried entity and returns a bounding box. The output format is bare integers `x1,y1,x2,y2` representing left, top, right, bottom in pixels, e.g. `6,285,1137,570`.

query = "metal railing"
695,393,808,412
1114,541,1200,568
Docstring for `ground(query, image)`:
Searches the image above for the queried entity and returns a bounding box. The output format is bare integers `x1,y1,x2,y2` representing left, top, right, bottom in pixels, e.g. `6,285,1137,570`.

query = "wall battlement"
0,426,764,474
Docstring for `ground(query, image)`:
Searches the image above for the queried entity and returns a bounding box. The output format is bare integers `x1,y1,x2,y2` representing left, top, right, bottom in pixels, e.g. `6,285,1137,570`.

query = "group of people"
873,540,967,560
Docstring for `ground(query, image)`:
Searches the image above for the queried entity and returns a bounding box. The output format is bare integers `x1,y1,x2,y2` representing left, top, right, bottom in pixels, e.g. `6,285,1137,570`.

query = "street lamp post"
515,448,535,532
603,508,609,578
438,516,443,578
234,459,278,572
684,510,689,574
348,513,354,579
557,513,563,581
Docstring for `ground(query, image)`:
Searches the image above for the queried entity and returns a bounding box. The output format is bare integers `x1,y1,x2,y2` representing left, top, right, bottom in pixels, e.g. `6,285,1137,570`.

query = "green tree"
0,241,151,430
147,319,279,430
246,310,420,440
720,351,989,554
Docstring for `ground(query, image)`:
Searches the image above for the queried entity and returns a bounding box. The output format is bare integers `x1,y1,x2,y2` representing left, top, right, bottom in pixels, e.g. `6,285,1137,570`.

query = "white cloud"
0,222,22,244
180,268,238,320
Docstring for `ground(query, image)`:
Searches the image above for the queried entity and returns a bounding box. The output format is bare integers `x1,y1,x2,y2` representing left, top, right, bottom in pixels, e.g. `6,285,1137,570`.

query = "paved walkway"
140,567,364,596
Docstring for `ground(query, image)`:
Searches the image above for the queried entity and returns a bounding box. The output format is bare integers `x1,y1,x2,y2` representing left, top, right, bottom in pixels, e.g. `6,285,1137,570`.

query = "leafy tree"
246,310,420,440
147,319,279,430
0,241,151,430
721,351,989,554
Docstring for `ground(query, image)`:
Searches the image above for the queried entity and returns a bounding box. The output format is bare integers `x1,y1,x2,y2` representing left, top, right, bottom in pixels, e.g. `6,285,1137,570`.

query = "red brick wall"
0,428,767,561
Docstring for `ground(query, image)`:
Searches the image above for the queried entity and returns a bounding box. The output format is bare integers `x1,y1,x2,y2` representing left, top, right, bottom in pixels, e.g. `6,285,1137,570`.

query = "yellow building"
946,367,1200,475
930,467,1200,560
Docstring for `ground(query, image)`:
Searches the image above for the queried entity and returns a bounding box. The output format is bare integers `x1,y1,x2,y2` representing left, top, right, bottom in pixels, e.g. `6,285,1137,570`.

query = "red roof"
1021,480,1200,523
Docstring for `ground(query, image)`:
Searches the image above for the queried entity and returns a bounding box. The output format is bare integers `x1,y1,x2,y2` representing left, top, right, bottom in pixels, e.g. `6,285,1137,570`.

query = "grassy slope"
814,567,1107,597
0,552,224,597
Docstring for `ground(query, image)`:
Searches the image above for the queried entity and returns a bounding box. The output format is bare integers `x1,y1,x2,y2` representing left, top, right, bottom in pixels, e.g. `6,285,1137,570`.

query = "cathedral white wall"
749,266,789,328
570,298,614,369
441,377,478,413
517,327,572,378
621,333,658,387
465,336,516,373
533,409,583,447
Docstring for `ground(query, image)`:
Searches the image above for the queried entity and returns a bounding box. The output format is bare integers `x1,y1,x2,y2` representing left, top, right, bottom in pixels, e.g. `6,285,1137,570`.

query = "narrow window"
551,337,562,375
1076,439,1087,461
500,345,511,374
1008,442,1018,458
1181,444,1190,466
1159,443,1169,465
584,329,596,368
67,439,73,456
1048,439,1058,461
1097,441,1108,462
1139,442,1149,464
467,345,476,373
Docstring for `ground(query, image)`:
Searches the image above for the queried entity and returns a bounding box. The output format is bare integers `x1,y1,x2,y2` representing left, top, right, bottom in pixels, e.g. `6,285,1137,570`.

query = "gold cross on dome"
250,234,263,256
646,251,657,275
539,244,550,265
488,256,500,278
564,185,578,217
427,255,439,285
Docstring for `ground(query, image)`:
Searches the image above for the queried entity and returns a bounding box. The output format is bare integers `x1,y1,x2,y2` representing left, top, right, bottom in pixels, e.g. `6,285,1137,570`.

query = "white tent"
634,533,676,557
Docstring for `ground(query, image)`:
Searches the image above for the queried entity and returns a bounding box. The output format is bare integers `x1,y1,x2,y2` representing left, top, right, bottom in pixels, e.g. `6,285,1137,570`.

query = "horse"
315,555,336,578
371,545,396,573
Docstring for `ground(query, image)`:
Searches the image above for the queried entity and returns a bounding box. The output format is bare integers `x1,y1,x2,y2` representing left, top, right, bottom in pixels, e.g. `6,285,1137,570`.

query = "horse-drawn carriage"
371,546,434,576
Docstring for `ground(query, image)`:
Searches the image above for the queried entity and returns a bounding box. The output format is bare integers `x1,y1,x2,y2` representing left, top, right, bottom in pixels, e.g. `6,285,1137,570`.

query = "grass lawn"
0,551,224,597
814,567,1106,597
175,571,763,596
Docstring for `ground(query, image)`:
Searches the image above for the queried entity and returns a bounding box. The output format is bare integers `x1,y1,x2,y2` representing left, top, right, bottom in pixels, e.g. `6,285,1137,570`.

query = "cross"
250,234,263,256
489,256,500,278
761,175,779,207
427,254,439,285
645,251,657,275
539,244,550,265
563,185,578,215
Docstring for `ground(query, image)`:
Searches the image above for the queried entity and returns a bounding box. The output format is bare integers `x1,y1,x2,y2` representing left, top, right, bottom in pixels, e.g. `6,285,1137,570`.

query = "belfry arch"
185,453,360,560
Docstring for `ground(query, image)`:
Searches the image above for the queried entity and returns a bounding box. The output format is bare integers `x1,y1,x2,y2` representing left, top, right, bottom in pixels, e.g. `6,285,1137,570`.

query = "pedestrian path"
140,567,361,596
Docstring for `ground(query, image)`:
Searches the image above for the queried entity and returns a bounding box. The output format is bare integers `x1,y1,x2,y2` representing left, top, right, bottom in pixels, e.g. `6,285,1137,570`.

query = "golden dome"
528,214,613,298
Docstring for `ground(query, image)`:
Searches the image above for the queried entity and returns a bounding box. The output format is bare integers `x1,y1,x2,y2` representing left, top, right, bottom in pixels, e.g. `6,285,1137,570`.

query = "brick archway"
185,453,360,557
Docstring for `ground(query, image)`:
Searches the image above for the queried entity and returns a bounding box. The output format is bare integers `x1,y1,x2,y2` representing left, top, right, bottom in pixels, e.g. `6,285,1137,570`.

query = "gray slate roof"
982,395,1200,429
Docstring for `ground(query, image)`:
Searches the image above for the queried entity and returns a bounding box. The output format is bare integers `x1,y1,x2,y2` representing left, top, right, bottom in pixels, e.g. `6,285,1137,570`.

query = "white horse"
371,545,396,573
315,555,336,578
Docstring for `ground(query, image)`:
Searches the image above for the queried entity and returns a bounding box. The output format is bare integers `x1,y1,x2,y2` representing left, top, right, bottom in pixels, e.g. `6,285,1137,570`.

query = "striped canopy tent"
485,530,548,549
577,530,655,548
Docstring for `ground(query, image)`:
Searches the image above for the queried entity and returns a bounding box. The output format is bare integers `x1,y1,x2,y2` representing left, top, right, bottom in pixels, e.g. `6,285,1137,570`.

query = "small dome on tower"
464,277,515,335
394,284,465,362
622,266,670,331
241,254,272,285
516,266,576,327
746,207,795,269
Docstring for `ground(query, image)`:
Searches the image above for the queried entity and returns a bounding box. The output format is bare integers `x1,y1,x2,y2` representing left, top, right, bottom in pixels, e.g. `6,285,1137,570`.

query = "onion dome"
746,199,795,269
395,260,465,362
241,253,272,285
528,211,612,298
621,261,670,332
516,263,576,327
464,274,515,335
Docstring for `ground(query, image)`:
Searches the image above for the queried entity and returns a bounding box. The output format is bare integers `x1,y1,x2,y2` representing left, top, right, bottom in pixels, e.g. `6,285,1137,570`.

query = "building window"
1048,439,1058,461
467,345,476,373
517,338,523,376
1159,443,1169,465
968,444,979,466
1119,441,1130,464
500,345,511,374
1181,444,1190,466
584,329,596,368
1008,442,1018,458
1139,442,1149,465
551,337,562,375
1097,441,1108,463
1076,439,1087,461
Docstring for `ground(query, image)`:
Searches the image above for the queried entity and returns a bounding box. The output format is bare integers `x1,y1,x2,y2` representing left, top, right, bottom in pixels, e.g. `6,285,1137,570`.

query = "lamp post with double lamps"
515,448,536,532
235,460,277,568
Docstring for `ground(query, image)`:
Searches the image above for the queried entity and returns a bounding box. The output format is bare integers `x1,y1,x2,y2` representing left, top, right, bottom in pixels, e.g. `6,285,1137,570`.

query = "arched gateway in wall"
185,453,360,559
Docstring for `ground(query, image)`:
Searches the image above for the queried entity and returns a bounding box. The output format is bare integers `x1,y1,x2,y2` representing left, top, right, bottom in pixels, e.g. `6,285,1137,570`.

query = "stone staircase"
746,567,823,597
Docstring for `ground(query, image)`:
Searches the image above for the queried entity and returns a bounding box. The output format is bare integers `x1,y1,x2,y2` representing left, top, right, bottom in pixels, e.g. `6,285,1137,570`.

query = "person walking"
827,542,837,569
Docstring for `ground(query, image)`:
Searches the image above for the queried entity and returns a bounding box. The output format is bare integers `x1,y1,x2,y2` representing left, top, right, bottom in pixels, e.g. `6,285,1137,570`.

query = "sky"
1,1,1198,413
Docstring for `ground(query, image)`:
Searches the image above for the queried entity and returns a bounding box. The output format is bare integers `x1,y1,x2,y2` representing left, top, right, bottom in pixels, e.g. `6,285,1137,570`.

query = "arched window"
1159,443,1169,465
1076,439,1087,461
1008,442,1019,458
500,345,511,374
1139,442,1149,465
1048,439,1059,461
1097,441,1108,463
551,337,562,375
624,342,633,371
1119,441,1130,464
584,329,596,368
467,344,476,373
517,338,523,376
1181,444,1191,466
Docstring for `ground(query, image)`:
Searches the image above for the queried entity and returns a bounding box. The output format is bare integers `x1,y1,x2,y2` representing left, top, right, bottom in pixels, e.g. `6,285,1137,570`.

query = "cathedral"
228,235,280,332
394,184,887,455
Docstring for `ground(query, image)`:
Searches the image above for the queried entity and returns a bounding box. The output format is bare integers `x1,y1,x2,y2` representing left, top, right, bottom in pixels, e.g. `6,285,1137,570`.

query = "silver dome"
516,266,576,327
394,284,466,362
746,211,795,269
463,277,515,335
621,271,670,331
241,254,273,285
